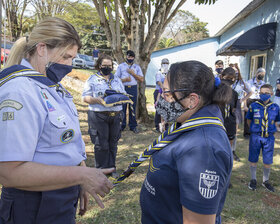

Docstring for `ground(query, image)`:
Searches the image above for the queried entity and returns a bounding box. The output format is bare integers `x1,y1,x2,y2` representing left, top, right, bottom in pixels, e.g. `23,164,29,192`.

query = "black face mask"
257,75,264,80
100,66,112,76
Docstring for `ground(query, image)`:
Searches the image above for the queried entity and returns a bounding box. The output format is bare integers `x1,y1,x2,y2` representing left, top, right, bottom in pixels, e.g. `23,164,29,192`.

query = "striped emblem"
257,101,273,138
199,172,219,199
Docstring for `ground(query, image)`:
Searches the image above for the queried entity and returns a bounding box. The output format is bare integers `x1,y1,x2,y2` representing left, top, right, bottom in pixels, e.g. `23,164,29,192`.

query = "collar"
256,100,273,108
0,65,57,88
20,58,34,69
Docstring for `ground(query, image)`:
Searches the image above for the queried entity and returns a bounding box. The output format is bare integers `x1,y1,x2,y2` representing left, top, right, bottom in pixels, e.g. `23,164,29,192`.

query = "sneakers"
233,151,240,162
248,179,257,191
262,180,275,192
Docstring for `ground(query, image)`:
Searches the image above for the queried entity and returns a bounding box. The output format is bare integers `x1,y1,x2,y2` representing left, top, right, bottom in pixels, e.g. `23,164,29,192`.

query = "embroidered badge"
149,157,160,173
41,91,48,99
46,101,56,112
254,119,260,124
199,172,219,199
0,100,23,110
253,112,261,118
2,112,14,121
60,129,74,143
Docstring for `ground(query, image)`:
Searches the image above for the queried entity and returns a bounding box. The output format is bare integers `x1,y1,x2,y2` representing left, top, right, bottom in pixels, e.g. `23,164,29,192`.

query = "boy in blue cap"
247,84,280,192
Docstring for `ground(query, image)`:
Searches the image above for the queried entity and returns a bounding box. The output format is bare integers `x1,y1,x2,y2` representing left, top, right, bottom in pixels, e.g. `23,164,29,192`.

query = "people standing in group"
214,60,224,78
0,17,113,223
92,46,100,63
83,54,125,178
140,61,233,224
230,63,253,161
115,50,144,134
246,84,280,192
219,67,239,162
244,68,266,138
154,58,169,132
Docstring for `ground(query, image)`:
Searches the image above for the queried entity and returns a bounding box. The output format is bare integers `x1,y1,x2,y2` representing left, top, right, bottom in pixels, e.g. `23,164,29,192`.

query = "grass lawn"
1,81,279,223
70,87,280,224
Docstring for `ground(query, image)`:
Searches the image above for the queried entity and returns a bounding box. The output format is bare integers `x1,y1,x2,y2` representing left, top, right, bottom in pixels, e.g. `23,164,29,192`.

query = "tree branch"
163,0,187,29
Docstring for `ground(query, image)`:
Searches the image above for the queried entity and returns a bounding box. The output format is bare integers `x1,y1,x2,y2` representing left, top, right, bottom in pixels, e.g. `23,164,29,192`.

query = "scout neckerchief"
0,65,58,88
113,116,225,186
225,104,230,118
95,72,114,89
256,101,273,137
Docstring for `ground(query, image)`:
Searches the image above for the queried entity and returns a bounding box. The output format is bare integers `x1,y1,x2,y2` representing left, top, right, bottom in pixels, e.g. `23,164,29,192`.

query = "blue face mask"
127,58,134,64
260,93,271,102
46,62,73,83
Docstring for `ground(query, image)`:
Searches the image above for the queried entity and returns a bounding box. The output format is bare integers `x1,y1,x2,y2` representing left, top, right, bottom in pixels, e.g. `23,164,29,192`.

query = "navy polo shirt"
140,105,233,223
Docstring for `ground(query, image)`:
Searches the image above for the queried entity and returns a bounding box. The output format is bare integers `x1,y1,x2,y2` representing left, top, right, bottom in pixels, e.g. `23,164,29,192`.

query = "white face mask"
161,64,169,73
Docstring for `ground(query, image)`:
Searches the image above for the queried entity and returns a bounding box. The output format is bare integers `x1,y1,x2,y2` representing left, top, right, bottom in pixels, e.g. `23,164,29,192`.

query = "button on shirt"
115,62,143,86
0,62,86,166
246,101,280,134
82,72,125,111
155,70,166,90
246,78,265,99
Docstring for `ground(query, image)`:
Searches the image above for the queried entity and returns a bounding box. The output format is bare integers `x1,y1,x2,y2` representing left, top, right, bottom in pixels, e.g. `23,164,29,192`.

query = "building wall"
145,37,220,86
219,0,279,85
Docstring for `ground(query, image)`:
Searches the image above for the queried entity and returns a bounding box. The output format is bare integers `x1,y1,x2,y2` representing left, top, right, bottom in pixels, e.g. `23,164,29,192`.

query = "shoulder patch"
0,100,23,110
199,171,219,199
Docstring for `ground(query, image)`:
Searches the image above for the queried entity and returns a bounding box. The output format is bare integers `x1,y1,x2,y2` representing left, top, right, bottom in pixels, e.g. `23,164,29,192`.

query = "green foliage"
161,9,209,47
157,37,176,50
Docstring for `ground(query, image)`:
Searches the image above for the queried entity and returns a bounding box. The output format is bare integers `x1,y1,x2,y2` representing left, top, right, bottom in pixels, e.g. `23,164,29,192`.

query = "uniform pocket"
0,198,13,222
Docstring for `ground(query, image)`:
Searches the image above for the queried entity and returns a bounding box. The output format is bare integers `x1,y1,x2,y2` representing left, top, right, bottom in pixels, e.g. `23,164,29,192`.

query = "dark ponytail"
212,81,232,105
168,60,232,107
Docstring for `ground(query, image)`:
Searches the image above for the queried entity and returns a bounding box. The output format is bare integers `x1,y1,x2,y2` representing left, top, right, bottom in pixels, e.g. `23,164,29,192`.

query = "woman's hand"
78,186,88,216
80,167,114,209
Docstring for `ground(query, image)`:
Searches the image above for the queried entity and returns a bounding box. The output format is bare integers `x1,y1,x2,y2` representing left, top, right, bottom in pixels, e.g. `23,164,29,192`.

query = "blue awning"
216,22,277,56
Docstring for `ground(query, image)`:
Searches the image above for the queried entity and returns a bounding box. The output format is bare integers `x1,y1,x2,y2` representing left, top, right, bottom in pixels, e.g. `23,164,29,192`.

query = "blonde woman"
0,17,113,223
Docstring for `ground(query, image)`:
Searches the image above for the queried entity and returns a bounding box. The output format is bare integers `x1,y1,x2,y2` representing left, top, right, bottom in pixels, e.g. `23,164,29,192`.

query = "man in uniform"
115,50,144,134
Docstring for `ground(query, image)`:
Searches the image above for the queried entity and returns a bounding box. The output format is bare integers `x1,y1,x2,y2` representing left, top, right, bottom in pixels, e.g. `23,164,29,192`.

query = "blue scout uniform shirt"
82,72,125,111
0,61,86,166
246,100,280,134
155,70,166,90
115,62,143,86
140,104,233,224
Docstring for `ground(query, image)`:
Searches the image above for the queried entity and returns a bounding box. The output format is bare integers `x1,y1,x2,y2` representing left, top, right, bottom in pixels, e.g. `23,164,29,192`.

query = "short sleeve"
114,76,126,93
246,105,254,120
0,91,45,162
82,79,93,97
174,137,230,214
115,65,122,79
156,72,162,83
136,65,144,77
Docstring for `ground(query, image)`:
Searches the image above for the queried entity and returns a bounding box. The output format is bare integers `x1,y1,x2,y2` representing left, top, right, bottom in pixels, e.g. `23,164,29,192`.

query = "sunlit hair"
256,67,266,75
95,53,113,71
260,84,273,92
5,17,81,68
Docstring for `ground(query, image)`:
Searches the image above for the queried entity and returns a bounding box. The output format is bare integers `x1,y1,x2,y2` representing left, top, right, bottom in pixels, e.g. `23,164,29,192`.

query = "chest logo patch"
199,172,219,199
46,101,56,112
60,129,74,143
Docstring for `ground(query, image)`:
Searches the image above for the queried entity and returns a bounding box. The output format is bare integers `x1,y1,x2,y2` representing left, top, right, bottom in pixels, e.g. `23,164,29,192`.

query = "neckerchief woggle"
113,116,225,186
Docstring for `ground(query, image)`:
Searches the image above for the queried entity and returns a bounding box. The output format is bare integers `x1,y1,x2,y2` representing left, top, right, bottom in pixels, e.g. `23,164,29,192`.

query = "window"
249,54,267,79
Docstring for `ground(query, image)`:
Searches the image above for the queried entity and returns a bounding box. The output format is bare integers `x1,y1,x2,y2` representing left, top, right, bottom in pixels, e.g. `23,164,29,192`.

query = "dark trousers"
0,186,79,224
88,110,122,169
122,85,138,130
153,89,161,130
244,99,258,136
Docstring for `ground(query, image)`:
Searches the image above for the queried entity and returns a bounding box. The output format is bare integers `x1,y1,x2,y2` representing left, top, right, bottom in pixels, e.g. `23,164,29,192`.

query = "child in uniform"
247,84,280,192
